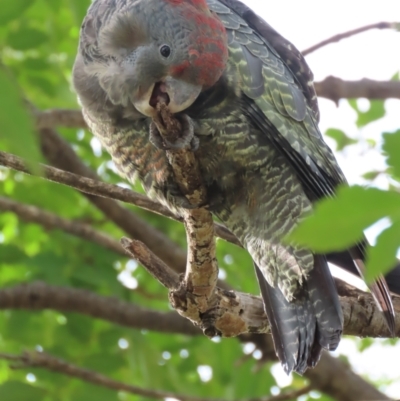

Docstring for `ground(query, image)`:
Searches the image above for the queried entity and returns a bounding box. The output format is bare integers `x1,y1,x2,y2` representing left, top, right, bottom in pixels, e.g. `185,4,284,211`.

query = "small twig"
121,237,180,289
0,351,312,401
302,22,397,56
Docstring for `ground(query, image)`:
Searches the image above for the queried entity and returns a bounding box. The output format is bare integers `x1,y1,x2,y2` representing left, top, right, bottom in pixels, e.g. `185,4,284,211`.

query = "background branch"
31,77,400,135
0,280,393,400
302,22,397,55
315,76,400,103
38,126,188,272
0,281,199,335
0,351,312,401
0,196,126,256
0,150,240,246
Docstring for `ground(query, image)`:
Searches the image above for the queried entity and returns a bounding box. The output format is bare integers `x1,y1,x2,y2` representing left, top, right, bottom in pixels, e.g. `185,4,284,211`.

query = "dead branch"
122,238,267,336
302,22,397,56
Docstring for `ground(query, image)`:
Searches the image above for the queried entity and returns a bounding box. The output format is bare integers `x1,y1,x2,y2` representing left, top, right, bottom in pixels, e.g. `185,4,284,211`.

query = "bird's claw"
150,114,199,151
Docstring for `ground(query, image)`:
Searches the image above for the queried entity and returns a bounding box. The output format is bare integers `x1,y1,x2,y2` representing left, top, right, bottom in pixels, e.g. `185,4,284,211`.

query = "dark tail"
327,250,400,295
254,254,343,374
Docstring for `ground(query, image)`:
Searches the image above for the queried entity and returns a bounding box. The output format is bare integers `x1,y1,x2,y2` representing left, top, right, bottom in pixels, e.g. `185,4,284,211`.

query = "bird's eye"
159,45,171,58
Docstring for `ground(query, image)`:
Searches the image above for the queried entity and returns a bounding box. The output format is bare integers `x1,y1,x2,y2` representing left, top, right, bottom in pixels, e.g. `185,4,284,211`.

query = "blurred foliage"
291,110,400,283
0,0,399,400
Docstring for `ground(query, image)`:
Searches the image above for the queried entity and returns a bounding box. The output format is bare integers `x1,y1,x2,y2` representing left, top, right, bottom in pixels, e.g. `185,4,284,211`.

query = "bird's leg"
150,113,199,151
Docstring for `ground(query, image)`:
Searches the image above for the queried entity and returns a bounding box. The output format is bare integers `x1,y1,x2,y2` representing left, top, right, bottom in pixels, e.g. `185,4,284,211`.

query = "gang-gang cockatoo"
73,0,399,374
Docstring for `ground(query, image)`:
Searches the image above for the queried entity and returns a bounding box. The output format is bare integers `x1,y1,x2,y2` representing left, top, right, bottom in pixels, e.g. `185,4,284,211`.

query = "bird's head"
79,0,228,117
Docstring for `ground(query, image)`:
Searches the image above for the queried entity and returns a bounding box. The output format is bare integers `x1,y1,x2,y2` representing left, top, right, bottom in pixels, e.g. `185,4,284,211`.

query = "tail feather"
326,247,396,335
307,255,343,350
254,256,342,374
370,276,396,335
352,256,395,336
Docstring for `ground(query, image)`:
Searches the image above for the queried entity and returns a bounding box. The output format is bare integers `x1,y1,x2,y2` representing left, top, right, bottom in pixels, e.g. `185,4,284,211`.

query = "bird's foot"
150,114,199,151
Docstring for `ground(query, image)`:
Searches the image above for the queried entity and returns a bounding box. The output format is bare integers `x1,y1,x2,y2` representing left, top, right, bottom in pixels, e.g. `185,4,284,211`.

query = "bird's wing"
208,0,346,202
208,0,395,332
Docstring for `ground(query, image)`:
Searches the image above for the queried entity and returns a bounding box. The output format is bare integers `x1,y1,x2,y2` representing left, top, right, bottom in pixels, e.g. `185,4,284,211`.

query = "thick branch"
302,22,398,55
0,281,392,400
121,237,400,338
0,281,199,335
315,76,400,103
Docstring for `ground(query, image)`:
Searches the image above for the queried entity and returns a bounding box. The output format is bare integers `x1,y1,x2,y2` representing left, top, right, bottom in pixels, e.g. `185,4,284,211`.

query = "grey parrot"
73,0,398,374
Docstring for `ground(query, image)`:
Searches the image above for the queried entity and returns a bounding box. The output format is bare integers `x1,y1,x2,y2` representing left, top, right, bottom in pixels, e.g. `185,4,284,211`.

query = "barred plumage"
73,0,397,374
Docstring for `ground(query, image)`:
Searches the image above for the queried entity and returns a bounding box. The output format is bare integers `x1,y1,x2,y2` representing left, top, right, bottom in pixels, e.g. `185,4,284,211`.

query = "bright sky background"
241,0,400,396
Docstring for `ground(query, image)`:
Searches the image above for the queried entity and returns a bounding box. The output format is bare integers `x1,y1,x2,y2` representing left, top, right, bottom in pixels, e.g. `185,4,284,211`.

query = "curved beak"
133,76,202,117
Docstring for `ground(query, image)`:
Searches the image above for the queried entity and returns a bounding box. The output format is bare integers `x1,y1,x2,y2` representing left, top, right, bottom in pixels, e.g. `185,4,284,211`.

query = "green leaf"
362,170,383,181
325,128,357,151
7,27,49,50
287,186,400,252
348,99,386,128
382,130,400,179
0,0,35,24
0,381,46,401
0,69,41,172
366,219,400,282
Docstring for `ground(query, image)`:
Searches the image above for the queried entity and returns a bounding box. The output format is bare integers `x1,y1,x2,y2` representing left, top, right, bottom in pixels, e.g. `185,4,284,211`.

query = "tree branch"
35,108,87,130
306,352,391,401
154,103,218,307
0,281,393,400
0,150,240,248
315,76,400,103
0,196,126,256
0,151,176,219
0,281,199,335
302,22,398,56
121,237,400,338
0,351,312,401
38,126,189,272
